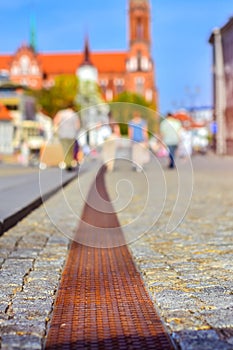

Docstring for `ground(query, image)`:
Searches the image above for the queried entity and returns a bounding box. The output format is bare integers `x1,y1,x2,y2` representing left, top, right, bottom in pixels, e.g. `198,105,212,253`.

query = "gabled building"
0,0,157,104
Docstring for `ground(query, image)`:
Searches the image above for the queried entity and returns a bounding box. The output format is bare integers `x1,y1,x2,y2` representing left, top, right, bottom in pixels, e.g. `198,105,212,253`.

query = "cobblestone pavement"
0,170,88,350
106,154,233,349
0,154,233,349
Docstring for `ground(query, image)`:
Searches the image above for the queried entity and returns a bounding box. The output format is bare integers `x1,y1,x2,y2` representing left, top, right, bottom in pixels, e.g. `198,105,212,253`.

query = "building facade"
209,17,233,155
0,0,157,105
0,103,13,154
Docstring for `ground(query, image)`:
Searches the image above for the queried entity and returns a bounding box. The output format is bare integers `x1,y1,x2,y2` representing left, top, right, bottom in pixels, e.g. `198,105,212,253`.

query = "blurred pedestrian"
102,113,121,172
160,112,182,169
73,138,80,162
54,103,80,171
178,126,192,159
128,110,149,172
20,139,29,166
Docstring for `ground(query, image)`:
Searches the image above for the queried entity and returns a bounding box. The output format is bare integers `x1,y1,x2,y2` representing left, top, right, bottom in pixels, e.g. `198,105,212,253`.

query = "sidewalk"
0,154,233,349
0,163,94,350
0,164,79,235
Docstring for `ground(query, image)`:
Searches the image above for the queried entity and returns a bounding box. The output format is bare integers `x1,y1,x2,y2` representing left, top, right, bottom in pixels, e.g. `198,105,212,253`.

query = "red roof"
174,112,205,128
37,53,81,74
0,104,12,121
0,48,127,76
38,51,127,74
174,112,192,121
0,55,11,69
92,52,127,73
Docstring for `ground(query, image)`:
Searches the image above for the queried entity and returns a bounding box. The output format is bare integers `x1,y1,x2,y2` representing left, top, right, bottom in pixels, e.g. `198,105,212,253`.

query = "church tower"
129,0,151,47
126,0,156,104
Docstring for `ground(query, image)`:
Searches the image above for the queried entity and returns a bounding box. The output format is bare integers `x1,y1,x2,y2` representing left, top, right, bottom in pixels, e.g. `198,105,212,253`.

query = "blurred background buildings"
0,0,158,161
0,0,156,104
209,17,233,155
0,0,233,158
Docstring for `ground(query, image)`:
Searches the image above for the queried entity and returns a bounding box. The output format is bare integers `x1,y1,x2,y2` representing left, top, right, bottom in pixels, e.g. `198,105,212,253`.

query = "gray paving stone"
33,260,64,271
25,280,58,291
194,293,233,309
161,309,209,332
2,258,34,271
9,249,40,259
25,270,59,281
201,308,233,328
154,289,201,311
12,293,53,303
0,319,46,337
21,288,56,298
0,301,9,321
1,336,41,350
173,330,233,350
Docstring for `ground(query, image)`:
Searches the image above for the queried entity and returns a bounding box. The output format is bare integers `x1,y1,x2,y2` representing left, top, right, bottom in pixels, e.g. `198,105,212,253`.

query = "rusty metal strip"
45,166,174,349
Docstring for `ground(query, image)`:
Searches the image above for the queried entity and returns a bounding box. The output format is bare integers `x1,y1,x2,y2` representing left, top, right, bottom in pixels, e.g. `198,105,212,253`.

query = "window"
11,65,19,76
100,79,108,86
145,89,153,101
114,78,124,94
137,51,142,71
106,89,113,101
100,79,108,94
141,57,149,71
31,64,39,75
130,57,137,72
0,70,9,81
20,55,30,75
135,77,145,95
136,18,144,40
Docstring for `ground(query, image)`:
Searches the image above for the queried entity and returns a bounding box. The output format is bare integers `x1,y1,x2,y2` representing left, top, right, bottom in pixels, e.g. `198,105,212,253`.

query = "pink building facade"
209,17,233,155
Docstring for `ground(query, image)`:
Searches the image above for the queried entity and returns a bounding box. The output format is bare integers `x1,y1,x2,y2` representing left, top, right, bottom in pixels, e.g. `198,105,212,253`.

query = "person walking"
128,110,149,172
160,112,182,169
54,103,80,171
178,125,193,159
102,113,121,172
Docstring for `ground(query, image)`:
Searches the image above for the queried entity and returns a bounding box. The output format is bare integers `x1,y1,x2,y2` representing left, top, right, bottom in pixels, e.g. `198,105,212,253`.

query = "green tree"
110,91,158,135
29,74,79,118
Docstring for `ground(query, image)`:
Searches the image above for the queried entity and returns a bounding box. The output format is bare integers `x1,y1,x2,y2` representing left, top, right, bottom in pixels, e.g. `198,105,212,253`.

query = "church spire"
81,36,93,66
129,0,149,5
29,14,37,51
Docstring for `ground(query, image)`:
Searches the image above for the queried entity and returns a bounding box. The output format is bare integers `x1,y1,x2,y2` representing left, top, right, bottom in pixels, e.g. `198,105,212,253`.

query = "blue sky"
0,0,232,114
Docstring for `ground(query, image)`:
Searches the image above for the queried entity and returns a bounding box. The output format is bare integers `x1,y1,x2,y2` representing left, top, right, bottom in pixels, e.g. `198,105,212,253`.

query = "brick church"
0,0,157,104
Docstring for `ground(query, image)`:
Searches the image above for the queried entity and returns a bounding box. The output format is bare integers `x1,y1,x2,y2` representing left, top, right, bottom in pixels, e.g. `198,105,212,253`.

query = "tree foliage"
29,75,79,118
110,91,158,135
